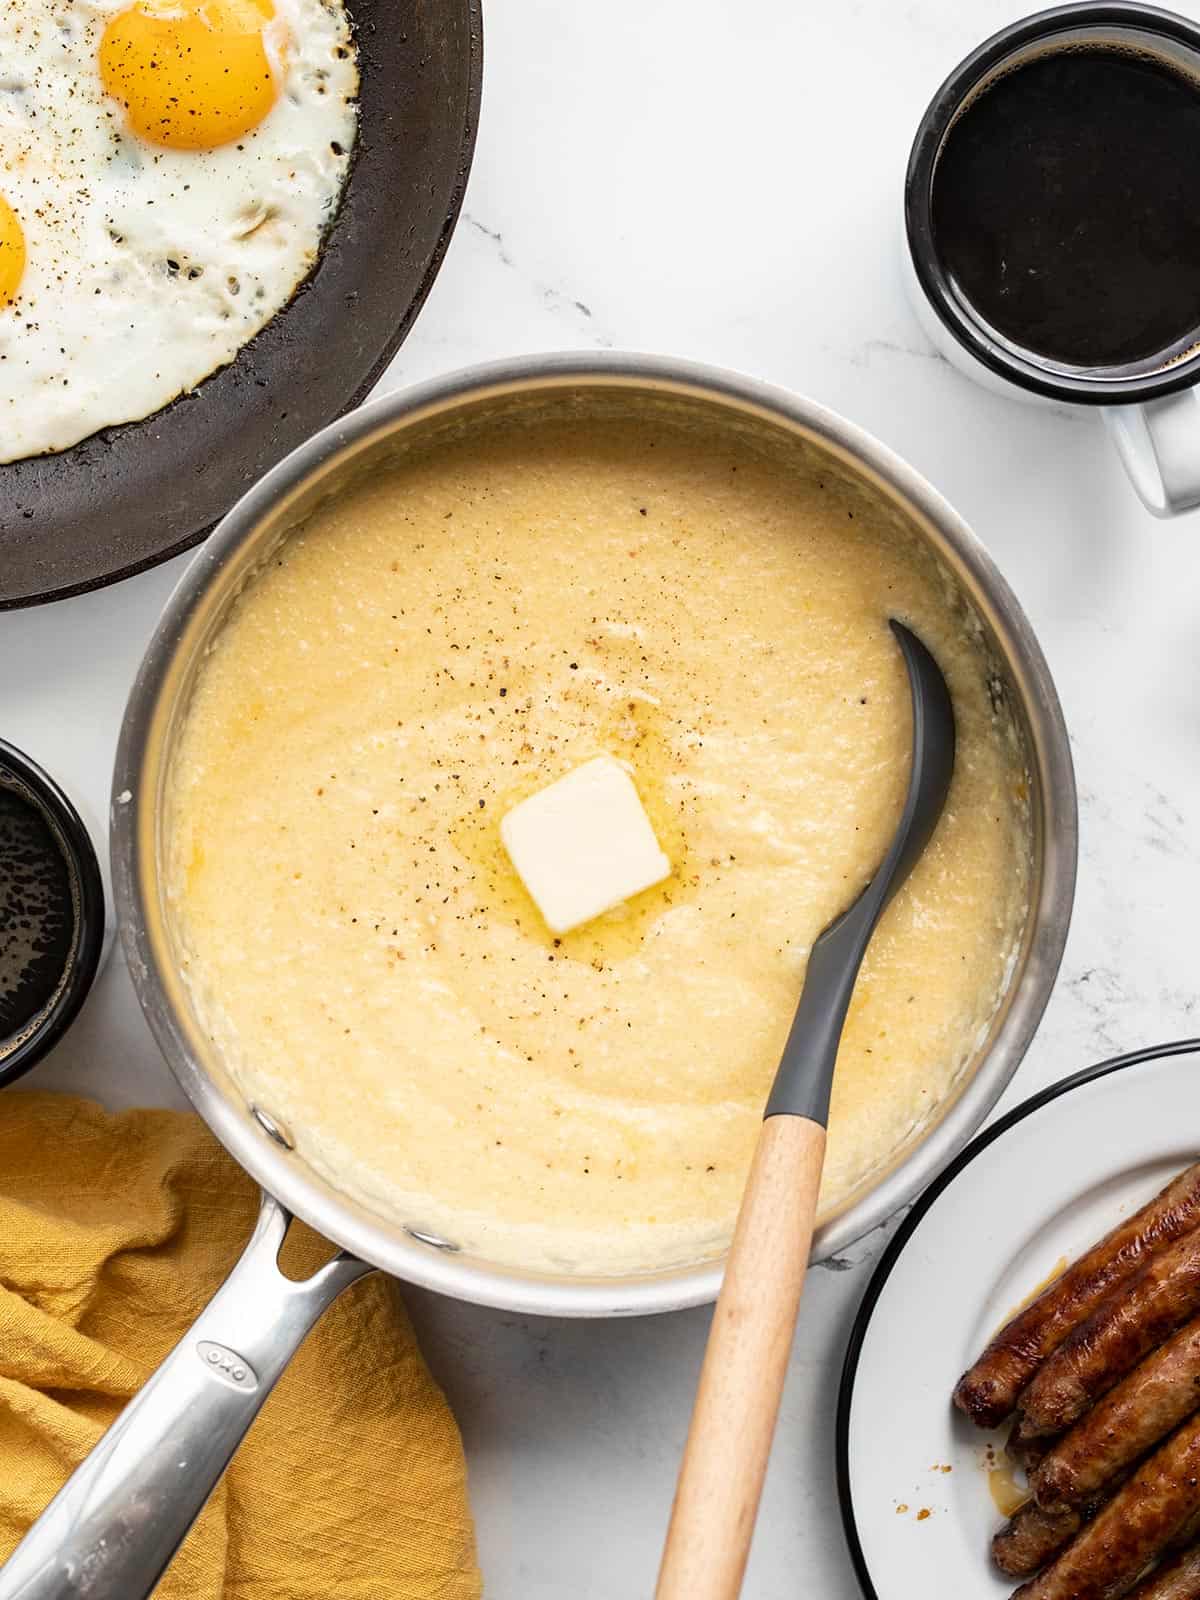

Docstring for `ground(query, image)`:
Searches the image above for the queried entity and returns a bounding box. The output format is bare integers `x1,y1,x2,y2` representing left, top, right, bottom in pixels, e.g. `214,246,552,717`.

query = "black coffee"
0,781,74,1056
931,47,1200,369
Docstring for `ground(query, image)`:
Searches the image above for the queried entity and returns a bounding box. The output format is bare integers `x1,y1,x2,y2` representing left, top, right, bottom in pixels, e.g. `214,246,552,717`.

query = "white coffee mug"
904,1,1200,519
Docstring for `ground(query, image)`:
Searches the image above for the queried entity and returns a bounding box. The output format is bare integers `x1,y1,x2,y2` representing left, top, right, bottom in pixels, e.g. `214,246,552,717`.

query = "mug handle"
1105,390,1200,517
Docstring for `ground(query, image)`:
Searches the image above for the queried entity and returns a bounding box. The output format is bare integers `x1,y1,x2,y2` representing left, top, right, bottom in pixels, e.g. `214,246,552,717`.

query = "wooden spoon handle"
656,1115,826,1600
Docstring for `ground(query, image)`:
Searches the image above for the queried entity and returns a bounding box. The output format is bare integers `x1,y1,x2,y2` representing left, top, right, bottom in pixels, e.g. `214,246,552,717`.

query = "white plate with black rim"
836,1039,1200,1597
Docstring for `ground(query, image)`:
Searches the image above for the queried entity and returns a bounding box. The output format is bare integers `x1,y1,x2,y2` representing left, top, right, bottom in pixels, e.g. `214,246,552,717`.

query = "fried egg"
0,0,357,464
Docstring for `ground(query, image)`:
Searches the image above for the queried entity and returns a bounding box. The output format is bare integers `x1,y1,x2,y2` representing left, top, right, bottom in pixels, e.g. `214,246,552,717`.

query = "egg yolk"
99,0,286,150
0,196,25,308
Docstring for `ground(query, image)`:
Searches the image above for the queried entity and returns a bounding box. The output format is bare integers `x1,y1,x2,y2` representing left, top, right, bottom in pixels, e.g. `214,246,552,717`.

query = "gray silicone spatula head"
764,619,956,1123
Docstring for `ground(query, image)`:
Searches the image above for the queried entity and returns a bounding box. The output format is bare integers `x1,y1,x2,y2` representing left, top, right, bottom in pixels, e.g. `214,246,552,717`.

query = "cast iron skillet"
0,0,482,609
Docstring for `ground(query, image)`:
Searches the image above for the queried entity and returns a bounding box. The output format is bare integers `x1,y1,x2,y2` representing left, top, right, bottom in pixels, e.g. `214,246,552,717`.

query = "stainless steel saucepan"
0,355,1077,1600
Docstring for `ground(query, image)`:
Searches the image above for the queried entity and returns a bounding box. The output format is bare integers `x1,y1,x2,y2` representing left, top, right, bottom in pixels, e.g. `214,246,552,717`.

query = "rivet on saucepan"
405,1226,461,1253
250,1105,294,1150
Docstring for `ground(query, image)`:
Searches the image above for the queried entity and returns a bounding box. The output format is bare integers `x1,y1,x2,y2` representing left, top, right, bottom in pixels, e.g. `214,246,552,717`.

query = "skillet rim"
0,0,483,610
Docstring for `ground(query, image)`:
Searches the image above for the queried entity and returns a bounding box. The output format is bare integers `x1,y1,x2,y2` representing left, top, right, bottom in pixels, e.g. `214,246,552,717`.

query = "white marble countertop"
5,1,1200,1593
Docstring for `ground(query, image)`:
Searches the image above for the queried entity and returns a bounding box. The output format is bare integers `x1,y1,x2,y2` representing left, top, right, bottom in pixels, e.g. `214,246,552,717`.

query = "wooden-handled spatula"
656,620,956,1600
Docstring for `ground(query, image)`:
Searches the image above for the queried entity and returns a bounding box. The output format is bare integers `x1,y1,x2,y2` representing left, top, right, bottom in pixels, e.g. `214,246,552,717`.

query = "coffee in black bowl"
931,46,1200,373
0,741,106,1085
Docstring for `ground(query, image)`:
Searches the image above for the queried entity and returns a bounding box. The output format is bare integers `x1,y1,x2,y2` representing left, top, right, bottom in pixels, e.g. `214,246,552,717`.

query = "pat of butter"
500,755,671,936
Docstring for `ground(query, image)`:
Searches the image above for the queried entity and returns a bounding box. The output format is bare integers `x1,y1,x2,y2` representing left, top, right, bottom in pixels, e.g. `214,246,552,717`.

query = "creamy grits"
165,408,1030,1273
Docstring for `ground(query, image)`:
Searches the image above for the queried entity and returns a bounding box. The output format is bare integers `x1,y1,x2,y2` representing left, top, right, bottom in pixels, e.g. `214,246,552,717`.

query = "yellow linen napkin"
0,1092,481,1599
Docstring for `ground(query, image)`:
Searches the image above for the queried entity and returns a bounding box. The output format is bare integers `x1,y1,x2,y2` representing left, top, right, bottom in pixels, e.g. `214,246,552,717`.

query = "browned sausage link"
994,1501,1083,1578
1172,1508,1200,1557
954,1164,1200,1429
1019,1231,1200,1439
1013,1412,1200,1600
1124,1545,1200,1600
1010,1418,1057,1472
1034,1320,1200,1510
995,1472,1130,1578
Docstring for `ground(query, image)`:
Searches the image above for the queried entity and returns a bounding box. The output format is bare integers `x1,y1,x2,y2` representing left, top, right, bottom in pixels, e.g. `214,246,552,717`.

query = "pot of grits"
113,353,1077,1319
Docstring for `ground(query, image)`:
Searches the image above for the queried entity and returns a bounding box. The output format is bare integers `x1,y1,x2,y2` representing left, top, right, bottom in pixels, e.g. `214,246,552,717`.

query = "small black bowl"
0,738,106,1087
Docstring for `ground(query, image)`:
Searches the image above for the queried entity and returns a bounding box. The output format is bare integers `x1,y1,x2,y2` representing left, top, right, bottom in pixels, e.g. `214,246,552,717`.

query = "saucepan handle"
1105,390,1200,517
0,1192,372,1600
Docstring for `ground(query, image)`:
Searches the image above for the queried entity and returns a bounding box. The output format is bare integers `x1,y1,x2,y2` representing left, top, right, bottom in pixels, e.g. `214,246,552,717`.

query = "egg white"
0,0,358,464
